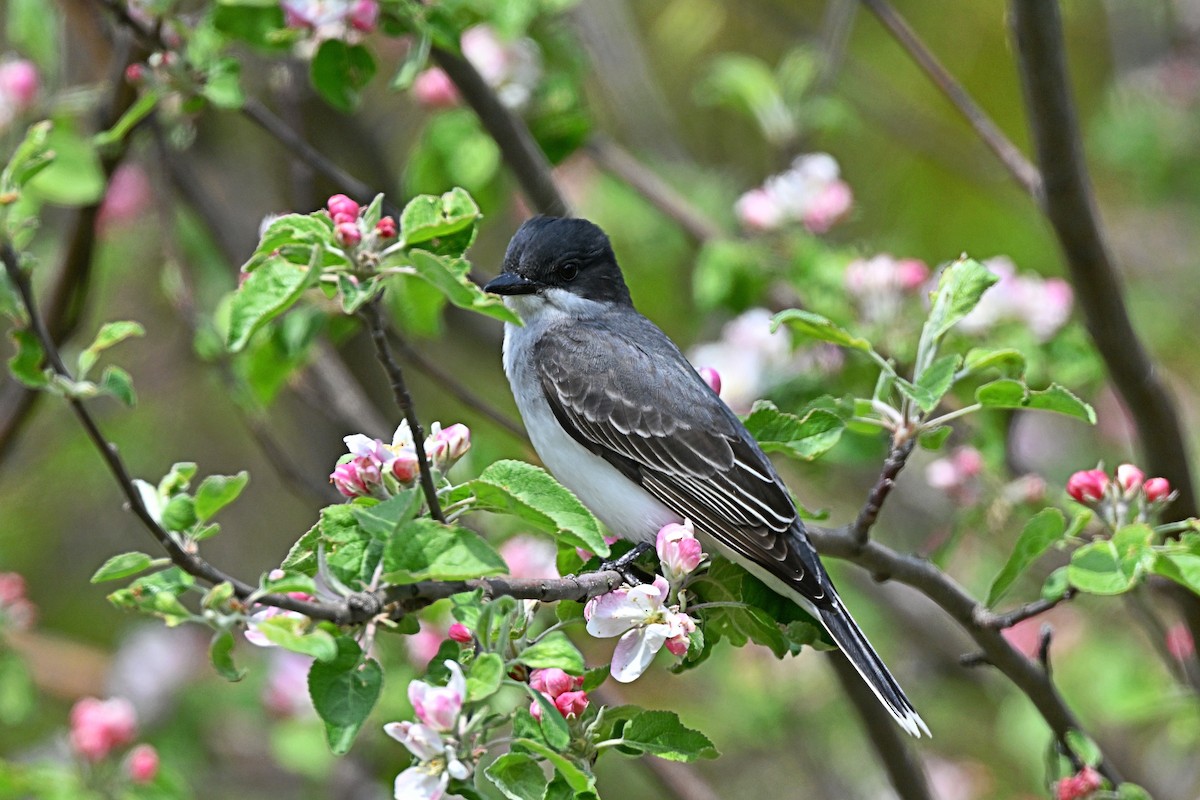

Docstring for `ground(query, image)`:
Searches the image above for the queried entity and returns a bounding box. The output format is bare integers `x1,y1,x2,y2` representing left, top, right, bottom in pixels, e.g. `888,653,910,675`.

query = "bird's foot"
599,541,655,586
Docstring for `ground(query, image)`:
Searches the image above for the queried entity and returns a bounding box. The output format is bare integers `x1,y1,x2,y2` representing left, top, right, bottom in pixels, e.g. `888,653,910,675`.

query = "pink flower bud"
665,634,690,657
425,422,471,471
0,572,26,605
447,623,472,643
391,451,420,484
734,188,785,232
327,194,360,221
1144,477,1172,503
125,63,145,84
656,521,704,583
894,258,931,292
330,461,367,498
1066,469,1108,503
698,366,721,396
97,164,152,231
1167,623,1195,661
530,668,578,699
69,697,137,761
0,59,39,111
1115,464,1144,495
348,0,379,32
335,221,361,247
125,744,159,784
802,180,853,234
376,216,397,239
553,690,589,718
412,67,461,109
1055,766,1103,800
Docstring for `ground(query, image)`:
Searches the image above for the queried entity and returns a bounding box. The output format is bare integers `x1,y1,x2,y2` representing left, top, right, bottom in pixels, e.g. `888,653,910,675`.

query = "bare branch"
850,437,916,547
976,590,1076,629
860,0,1042,197
430,46,569,217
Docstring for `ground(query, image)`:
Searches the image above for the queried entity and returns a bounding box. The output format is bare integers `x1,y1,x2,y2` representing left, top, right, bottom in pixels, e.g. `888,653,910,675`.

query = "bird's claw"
599,541,655,586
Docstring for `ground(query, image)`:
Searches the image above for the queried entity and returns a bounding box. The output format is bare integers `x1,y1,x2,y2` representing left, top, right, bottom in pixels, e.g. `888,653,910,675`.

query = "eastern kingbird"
485,216,927,737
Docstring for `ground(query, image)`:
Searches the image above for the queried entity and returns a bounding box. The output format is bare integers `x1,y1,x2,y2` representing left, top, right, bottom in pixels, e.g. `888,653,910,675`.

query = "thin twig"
976,590,1076,629
584,137,722,243
859,0,1042,197
361,299,445,522
850,437,916,547
808,523,1124,785
829,651,934,800
431,46,569,217
386,328,528,442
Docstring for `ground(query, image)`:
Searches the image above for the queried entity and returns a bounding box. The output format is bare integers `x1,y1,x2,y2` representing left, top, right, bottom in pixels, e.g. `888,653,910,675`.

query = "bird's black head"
484,216,632,306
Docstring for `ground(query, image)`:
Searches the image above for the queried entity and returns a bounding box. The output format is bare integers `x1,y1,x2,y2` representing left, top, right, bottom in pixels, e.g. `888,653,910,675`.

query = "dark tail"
818,592,929,737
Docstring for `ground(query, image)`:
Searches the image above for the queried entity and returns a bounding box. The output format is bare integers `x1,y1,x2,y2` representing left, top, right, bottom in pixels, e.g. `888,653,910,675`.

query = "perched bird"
485,216,927,737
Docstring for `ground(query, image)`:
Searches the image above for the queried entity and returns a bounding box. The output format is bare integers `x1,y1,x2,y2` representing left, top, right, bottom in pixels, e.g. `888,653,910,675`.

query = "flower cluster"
68,696,159,782
0,57,38,131
957,256,1074,342
1066,463,1173,528
528,668,589,720
0,571,36,630
583,522,704,682
281,0,379,43
330,420,470,499
735,153,853,234
385,661,475,800
844,254,931,325
1054,766,1103,800
412,25,542,111
324,193,397,250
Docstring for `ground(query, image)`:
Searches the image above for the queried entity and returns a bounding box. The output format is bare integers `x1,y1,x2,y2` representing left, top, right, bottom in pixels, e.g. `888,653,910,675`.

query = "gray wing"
534,313,830,605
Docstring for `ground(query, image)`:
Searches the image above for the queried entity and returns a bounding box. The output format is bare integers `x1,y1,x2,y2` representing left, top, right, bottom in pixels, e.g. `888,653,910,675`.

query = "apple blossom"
263,650,316,717
1144,476,1172,503
460,25,542,110
1115,463,1145,495
1167,622,1195,662
585,576,698,682
736,153,854,234
925,447,984,504
125,744,159,784
327,193,360,223
425,422,471,472
1066,469,1108,503
412,67,461,109
385,719,471,800
957,257,1074,342
0,58,38,131
688,308,796,413
500,535,559,579
244,593,314,647
734,188,785,231
405,620,447,667
409,660,466,732
347,0,378,32
69,697,138,761
376,216,398,239
553,690,589,719
336,221,361,247
529,668,587,720
698,366,722,395
97,164,153,231
656,520,705,583
1055,766,1103,800
447,623,472,644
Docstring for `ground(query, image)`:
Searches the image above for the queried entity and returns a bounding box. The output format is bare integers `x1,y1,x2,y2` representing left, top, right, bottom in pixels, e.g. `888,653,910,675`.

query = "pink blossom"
124,744,159,784
244,593,314,647
925,447,984,504
97,163,152,231
801,179,852,233
1115,463,1145,495
385,718,471,800
336,221,361,246
584,576,697,682
0,572,26,605
404,620,446,667
734,188,785,232
1167,623,1194,661
529,668,581,698
347,0,379,32
575,534,620,563
688,308,795,413
376,216,397,238
408,660,466,732
655,520,704,583
1066,469,1109,503
665,612,697,657
553,690,589,718
500,535,559,580
460,25,541,110
447,623,472,644
958,257,1074,341
327,193,360,221
426,422,471,471
1144,477,1172,503
1055,766,1103,800
69,697,138,761
0,59,38,111
697,366,721,396
263,650,315,717
412,68,461,109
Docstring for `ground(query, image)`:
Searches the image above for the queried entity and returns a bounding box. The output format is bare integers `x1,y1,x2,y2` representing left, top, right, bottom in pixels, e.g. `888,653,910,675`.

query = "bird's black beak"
484,271,539,296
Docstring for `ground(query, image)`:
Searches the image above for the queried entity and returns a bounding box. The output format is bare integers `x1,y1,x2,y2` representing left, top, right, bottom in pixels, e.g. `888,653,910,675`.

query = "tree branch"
859,0,1042,197
976,590,1076,630
361,299,445,522
850,437,916,547
829,651,934,800
430,46,569,217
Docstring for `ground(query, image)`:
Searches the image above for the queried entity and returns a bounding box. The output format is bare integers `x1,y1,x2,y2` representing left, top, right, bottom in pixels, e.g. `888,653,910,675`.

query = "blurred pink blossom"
500,535,559,580
0,571,35,629
1144,476,1172,503
461,25,541,110
263,650,316,717
447,622,472,644
802,180,853,233
1066,469,1108,503
97,164,153,231
925,447,984,505
733,188,785,231
688,308,794,413
124,744,159,784
404,620,446,667
412,67,461,109
735,153,853,234
845,254,931,324
0,58,38,112
1166,623,1194,661
281,0,379,45
69,697,138,761
958,257,1073,342
1055,766,1103,800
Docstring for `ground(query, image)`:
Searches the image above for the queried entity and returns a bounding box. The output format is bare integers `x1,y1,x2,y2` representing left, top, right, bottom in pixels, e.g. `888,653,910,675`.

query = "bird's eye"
559,260,580,281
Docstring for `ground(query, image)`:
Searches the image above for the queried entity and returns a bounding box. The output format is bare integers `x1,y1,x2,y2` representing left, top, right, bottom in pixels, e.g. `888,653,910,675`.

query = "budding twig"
976,590,1076,629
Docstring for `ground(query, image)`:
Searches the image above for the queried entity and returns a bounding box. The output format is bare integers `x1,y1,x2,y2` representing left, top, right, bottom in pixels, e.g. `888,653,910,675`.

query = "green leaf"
381,518,508,583
514,739,596,793
404,249,519,324
308,637,383,755
350,489,423,539
91,551,155,583
743,401,845,461
771,309,872,351
917,425,952,450
283,504,363,575
464,460,609,557
466,652,504,701
94,91,160,149
620,710,718,762
27,122,105,206
250,213,334,265
399,188,481,246
518,631,585,674
975,380,1096,423
986,508,1066,607
210,630,247,682
336,273,382,313
0,651,35,725
486,753,549,800
310,40,376,112
227,250,322,352
961,347,1026,379
529,690,570,750
690,559,820,657
194,471,250,522
213,3,286,49
1041,566,1070,601
906,354,961,413
7,328,46,388
1152,552,1200,596
925,257,999,339
161,495,198,532
391,28,431,89
7,0,58,71
1117,783,1152,800
1065,729,1103,768
202,57,246,109
252,615,339,661
1067,541,1138,595
106,567,195,625
100,366,136,406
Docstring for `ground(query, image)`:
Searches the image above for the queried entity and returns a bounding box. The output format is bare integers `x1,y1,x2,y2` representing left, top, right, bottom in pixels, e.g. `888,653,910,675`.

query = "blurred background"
2,0,1200,797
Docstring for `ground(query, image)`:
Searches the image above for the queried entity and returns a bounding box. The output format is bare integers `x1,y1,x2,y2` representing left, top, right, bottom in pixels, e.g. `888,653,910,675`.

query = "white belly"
502,316,681,544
